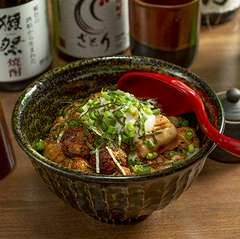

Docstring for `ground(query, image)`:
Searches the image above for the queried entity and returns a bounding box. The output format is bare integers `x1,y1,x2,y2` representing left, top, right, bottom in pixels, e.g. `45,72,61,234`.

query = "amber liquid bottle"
0,0,52,91
201,0,240,25
52,0,130,61
129,0,200,68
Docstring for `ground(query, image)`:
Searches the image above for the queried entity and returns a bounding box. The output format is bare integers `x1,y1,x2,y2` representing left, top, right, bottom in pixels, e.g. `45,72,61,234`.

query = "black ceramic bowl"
12,56,224,224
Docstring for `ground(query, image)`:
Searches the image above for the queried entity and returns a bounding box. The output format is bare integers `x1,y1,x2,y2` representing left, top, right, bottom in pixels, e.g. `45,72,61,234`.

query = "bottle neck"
0,0,32,8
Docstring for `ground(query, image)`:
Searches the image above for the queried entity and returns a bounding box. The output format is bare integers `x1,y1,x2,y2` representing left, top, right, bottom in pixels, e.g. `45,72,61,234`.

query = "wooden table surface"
1,11,240,239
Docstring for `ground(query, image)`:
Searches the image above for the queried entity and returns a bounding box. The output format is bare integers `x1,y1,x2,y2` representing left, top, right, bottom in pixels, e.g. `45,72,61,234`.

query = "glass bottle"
201,0,240,26
0,100,16,180
52,0,130,61
0,0,52,91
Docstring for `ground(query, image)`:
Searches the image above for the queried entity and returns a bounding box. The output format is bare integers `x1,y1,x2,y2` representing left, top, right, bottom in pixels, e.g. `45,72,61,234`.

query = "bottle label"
201,0,240,14
0,0,52,83
54,0,129,58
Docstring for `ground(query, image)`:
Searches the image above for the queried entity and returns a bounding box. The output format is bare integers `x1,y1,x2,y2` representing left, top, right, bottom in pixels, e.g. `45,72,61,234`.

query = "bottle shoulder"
0,0,33,8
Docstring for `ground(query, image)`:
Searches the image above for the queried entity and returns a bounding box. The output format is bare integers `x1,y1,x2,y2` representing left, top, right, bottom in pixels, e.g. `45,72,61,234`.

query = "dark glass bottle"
52,0,130,61
0,100,16,180
201,0,240,26
0,0,52,91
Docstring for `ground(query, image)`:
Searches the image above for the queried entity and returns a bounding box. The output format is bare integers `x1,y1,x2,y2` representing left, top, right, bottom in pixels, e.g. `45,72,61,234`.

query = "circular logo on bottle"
74,0,122,36
202,0,228,5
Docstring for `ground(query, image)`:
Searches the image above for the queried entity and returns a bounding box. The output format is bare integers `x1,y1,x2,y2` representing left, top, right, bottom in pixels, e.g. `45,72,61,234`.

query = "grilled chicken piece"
136,115,177,158
90,147,127,174
44,140,67,163
61,127,90,158
62,157,93,173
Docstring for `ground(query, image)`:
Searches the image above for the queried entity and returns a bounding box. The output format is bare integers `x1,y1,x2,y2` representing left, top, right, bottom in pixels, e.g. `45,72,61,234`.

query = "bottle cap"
221,88,240,121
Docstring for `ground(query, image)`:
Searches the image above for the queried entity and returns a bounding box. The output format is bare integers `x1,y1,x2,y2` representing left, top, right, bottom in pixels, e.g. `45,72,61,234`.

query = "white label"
0,0,52,82
55,0,129,58
201,0,240,14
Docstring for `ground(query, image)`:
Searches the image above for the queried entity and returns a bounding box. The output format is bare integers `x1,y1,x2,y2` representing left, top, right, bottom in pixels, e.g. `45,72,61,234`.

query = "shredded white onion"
106,146,126,176
95,148,100,174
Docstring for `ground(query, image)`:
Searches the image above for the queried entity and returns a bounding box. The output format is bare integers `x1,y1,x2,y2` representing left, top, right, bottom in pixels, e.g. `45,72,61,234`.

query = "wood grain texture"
1,8,240,239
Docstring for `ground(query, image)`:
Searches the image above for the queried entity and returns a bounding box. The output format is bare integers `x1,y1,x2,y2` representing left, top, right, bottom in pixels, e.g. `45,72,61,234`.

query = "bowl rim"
12,56,224,183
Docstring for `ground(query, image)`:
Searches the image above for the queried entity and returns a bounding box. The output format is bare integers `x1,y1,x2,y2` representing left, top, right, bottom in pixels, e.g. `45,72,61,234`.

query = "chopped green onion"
128,130,136,138
181,120,189,127
131,164,152,174
128,153,141,166
89,111,98,120
188,144,195,153
32,139,45,152
103,112,116,126
152,108,161,115
114,111,123,119
121,132,129,143
125,122,136,137
125,122,135,130
77,108,85,113
107,125,116,135
177,120,189,127
185,130,193,140
88,99,93,105
126,105,137,115
144,139,156,148
146,152,158,160
104,111,112,118
167,151,177,158
143,107,152,115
